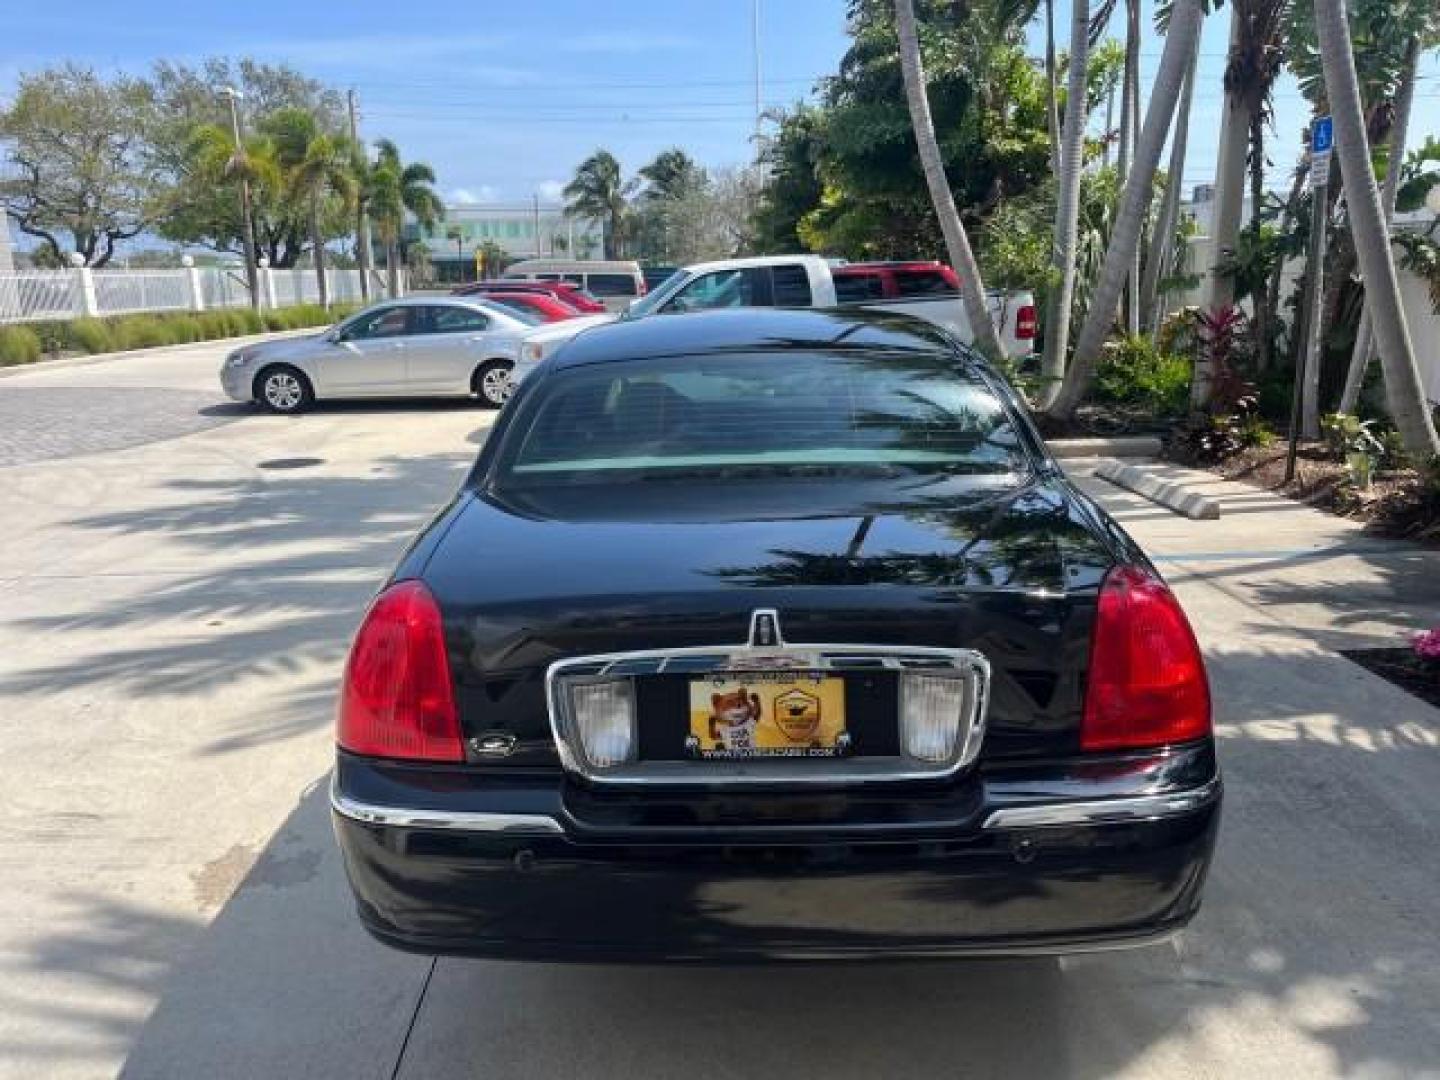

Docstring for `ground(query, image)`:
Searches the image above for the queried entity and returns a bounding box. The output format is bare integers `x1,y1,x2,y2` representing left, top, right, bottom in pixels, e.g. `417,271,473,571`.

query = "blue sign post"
1289,115,1336,481
1310,115,1334,185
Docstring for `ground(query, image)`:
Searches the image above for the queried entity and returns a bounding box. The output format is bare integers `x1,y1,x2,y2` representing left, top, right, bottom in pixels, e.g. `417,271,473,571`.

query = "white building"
406,203,603,284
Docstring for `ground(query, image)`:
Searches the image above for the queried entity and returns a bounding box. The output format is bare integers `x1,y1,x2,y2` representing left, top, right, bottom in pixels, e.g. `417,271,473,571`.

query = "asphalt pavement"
0,340,1436,1079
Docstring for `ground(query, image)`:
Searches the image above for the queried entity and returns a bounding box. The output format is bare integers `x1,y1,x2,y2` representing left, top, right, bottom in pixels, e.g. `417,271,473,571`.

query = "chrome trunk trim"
545,633,990,788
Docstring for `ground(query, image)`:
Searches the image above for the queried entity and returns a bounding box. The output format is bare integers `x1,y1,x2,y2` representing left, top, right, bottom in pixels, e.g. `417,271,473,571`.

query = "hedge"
0,303,361,367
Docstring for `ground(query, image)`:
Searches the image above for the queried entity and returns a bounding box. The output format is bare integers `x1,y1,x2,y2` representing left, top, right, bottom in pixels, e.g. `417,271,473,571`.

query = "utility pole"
1287,116,1334,482
348,88,374,302
221,87,260,311
752,0,763,145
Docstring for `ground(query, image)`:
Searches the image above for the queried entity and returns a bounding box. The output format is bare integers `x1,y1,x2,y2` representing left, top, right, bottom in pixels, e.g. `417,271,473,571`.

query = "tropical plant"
267,108,355,308
1038,0,1091,405
1312,0,1440,459
366,139,442,297
564,150,637,259
1046,0,1211,420
893,0,1006,360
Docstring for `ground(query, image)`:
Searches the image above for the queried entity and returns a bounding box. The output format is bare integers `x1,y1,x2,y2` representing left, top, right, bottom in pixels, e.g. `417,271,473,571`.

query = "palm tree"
185,122,282,294
1046,0,1209,420
283,136,356,308
1313,0,1440,458
367,139,443,297
1140,40,1200,333
1044,0,1061,175
1038,0,1092,407
1339,27,1433,410
893,0,1006,361
564,151,637,259
1122,0,1142,334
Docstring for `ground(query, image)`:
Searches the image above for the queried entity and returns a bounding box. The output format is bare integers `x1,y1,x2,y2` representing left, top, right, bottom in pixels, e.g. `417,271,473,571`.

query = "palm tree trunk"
1044,0,1061,177
1339,35,1421,414
1264,154,1309,370
894,0,1006,361
386,239,400,298
1038,0,1091,407
1046,0,1208,420
1314,0,1439,458
310,194,330,309
1194,11,1250,408
1248,107,1272,372
1141,44,1199,334
1124,0,1142,335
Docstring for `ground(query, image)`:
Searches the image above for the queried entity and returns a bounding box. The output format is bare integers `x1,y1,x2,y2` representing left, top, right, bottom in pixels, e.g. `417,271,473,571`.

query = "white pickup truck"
623,255,1037,360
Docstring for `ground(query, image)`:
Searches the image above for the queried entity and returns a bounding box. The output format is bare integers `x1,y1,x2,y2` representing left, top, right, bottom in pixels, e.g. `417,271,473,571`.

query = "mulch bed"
1178,441,1440,547
1340,648,1440,710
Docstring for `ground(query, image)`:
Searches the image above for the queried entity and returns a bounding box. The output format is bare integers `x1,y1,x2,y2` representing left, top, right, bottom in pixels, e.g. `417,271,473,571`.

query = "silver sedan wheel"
479,364,513,406
263,371,304,412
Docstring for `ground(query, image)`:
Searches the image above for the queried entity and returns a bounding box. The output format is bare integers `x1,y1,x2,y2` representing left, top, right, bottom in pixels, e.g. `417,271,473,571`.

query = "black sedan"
331,308,1220,962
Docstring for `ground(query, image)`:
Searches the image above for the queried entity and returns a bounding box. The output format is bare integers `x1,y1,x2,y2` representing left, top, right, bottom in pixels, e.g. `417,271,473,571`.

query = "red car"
833,261,1036,342
480,291,584,322
453,280,607,314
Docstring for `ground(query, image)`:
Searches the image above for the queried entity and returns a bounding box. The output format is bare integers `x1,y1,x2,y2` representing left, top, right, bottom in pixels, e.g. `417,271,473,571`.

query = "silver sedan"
220,297,541,413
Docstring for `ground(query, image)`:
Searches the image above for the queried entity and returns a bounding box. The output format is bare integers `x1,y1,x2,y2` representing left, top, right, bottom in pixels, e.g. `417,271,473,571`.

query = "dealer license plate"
687,672,847,759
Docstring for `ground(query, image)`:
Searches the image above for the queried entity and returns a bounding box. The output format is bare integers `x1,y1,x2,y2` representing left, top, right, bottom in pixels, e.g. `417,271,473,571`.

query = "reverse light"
1015,304,1038,340
336,580,463,762
1082,565,1211,751
568,680,635,768
899,672,969,763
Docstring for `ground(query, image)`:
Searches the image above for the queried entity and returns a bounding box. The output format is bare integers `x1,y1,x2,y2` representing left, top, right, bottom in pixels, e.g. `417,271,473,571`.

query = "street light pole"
221,87,261,311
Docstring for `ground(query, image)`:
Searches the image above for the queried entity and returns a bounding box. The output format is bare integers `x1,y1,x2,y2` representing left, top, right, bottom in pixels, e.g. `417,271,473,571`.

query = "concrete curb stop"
1047,435,1163,460
1094,460,1220,520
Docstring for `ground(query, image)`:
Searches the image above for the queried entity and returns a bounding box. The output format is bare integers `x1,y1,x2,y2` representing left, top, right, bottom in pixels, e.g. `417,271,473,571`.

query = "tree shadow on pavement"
110,637,1440,1080
0,452,469,754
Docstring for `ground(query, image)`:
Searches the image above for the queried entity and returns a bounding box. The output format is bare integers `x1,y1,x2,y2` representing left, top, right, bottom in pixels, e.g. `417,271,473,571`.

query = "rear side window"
771,265,813,307
586,273,639,298
834,274,884,303
423,305,489,333
494,351,1026,485
895,270,956,297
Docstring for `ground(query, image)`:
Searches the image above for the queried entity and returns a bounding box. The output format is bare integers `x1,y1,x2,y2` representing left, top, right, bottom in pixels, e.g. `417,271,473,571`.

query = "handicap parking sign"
1312,116,1333,153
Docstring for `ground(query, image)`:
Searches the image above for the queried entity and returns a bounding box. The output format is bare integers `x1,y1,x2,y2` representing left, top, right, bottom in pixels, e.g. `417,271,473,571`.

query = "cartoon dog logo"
709,688,762,751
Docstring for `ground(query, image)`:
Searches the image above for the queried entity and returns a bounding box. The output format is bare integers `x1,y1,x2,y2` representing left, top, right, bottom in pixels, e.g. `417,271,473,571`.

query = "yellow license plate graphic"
688,673,846,759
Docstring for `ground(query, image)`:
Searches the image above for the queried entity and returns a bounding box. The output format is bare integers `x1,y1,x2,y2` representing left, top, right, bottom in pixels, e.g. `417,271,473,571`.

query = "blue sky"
5,1,1438,213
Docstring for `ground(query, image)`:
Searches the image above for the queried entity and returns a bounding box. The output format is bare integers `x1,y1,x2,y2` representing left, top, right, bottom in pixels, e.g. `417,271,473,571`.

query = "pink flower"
1414,629,1440,663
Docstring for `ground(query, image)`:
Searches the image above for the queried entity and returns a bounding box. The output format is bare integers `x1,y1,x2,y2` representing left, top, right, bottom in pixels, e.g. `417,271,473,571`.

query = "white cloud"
448,185,500,204
536,180,566,201
556,32,698,54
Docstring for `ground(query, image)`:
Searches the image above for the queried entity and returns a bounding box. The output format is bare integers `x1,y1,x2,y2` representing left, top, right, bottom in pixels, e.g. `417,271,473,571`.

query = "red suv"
453,280,606,314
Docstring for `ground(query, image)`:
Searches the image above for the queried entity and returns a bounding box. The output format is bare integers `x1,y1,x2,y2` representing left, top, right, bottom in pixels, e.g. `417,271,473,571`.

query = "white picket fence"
0,266,386,324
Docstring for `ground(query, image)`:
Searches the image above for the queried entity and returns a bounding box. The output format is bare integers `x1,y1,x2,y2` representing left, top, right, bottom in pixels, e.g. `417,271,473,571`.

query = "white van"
501,259,645,313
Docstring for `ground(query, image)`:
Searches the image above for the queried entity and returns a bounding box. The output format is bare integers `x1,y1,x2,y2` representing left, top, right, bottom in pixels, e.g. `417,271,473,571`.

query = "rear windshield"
490,351,1027,487
586,273,639,297
481,300,542,326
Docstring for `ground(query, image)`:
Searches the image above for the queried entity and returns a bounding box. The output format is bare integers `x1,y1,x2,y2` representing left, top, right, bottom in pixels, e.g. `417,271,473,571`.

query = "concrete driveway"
0,340,1436,1079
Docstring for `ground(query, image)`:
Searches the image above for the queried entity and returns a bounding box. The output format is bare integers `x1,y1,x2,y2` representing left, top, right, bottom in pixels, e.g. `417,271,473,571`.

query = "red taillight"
1015,304,1037,340
1082,565,1211,751
337,580,462,762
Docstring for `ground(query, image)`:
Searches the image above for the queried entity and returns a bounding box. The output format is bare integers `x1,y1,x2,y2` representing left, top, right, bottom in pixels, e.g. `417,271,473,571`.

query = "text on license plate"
687,672,846,759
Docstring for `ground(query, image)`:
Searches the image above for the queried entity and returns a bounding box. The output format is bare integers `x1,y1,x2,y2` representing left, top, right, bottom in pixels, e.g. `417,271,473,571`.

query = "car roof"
678,254,831,276
551,308,965,371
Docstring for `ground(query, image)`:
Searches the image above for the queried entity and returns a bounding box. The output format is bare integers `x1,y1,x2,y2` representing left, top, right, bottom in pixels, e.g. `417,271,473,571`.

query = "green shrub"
1092,335,1192,417
0,324,43,365
70,318,115,354
29,321,72,355
235,308,264,335
114,315,176,351
168,315,202,343
194,311,229,339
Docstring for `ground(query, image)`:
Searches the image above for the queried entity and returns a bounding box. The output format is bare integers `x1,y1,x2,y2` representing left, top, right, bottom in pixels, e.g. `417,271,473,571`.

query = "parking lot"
1,336,1437,1079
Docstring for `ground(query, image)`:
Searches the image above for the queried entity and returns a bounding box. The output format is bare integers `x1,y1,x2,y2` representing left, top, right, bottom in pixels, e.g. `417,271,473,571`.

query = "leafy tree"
564,151,637,259
633,148,706,261
752,107,825,252
148,58,343,266
0,65,160,265
269,108,356,308
366,139,442,296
